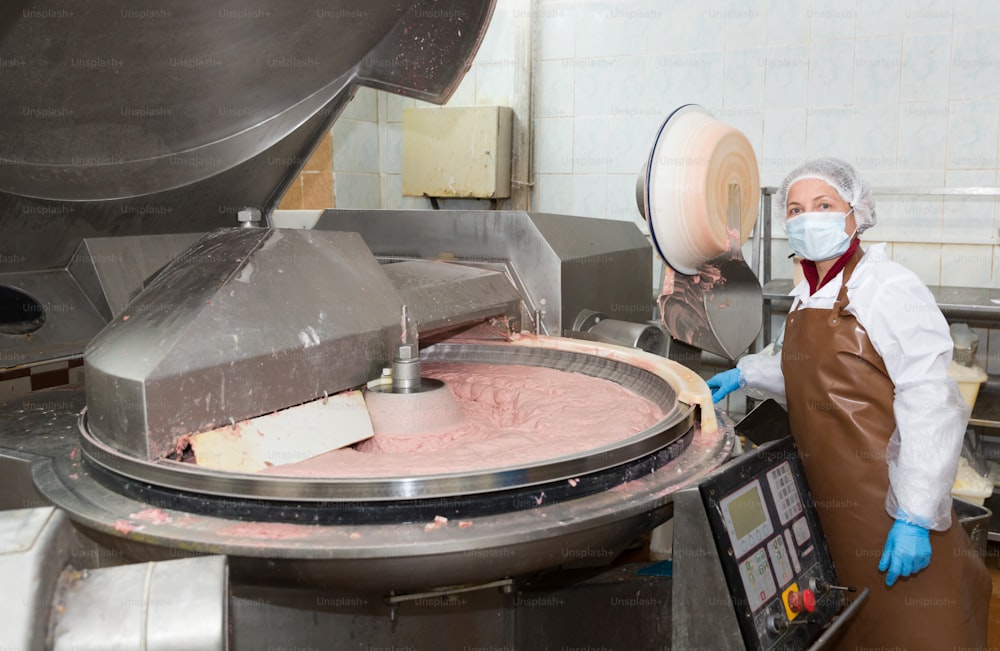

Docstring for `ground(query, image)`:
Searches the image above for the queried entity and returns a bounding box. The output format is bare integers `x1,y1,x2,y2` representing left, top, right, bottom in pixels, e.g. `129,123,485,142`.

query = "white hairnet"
776,158,876,233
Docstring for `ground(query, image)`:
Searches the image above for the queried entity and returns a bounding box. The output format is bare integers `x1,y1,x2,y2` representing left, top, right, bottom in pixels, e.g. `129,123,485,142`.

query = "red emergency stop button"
787,588,817,613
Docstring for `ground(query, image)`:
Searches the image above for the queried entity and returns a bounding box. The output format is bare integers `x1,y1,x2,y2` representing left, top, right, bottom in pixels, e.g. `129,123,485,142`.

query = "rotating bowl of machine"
24,335,732,593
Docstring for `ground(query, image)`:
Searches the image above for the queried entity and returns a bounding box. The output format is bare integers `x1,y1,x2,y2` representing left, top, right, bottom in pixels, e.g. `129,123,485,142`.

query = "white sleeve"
737,342,787,403
849,265,966,530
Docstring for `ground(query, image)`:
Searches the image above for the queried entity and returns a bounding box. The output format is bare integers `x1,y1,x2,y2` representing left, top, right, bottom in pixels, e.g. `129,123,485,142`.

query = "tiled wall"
331,0,1000,370
0,359,84,398
278,132,334,210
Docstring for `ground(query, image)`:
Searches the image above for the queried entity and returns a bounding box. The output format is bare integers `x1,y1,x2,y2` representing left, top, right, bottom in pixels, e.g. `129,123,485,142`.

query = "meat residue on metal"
217,522,314,541
113,519,139,534
130,508,171,524
658,263,724,345
260,363,665,479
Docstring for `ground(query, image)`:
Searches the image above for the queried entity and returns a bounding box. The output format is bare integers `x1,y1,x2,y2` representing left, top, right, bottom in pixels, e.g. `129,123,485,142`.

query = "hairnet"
776,158,876,233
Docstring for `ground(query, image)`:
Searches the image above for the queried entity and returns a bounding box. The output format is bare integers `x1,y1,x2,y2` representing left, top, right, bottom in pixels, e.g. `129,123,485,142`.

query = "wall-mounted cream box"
402,106,512,199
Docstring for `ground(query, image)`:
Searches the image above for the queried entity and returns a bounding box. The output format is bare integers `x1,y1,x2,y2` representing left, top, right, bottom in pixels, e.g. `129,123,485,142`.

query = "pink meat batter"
130,508,171,524
217,522,315,541
260,363,665,478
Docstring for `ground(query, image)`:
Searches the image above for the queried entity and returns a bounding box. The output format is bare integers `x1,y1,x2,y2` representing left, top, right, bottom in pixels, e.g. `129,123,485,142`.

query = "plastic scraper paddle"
188,390,374,473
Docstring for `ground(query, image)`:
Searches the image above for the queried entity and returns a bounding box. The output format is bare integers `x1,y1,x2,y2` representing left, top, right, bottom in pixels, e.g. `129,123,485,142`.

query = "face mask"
786,209,855,261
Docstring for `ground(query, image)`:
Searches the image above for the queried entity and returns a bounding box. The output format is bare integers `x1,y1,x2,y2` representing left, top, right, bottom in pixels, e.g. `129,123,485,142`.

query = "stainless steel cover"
0,0,496,366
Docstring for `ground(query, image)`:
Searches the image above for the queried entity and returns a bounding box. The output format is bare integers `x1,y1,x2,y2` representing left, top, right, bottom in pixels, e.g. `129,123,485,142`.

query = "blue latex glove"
878,520,931,587
706,368,742,403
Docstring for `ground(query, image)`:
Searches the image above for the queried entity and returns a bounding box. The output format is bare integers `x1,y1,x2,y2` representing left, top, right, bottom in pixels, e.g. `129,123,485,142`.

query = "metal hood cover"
0,0,496,272
84,228,406,461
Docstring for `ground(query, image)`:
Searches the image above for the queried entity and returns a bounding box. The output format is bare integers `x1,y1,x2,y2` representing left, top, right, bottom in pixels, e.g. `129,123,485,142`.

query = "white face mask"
786,209,855,261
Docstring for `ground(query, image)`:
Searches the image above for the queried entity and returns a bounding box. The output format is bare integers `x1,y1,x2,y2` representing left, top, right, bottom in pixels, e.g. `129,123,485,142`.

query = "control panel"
699,436,845,650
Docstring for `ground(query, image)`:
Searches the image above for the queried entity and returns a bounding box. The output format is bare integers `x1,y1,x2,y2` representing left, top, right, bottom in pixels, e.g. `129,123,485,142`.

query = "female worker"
708,158,990,648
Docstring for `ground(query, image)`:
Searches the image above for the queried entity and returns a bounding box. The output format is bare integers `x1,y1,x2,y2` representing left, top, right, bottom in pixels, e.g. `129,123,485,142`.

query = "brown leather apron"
780,249,990,650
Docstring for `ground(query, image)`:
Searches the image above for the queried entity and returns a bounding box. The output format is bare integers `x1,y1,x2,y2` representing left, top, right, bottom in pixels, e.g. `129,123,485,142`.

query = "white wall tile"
853,37,902,105
476,58,514,106
535,60,575,117
533,173,574,213
992,249,1000,289
947,101,1000,170
681,50,726,111
537,0,578,60
723,0,768,51
874,171,946,242
870,196,904,240
645,51,694,108
761,108,807,175
477,0,516,63
343,87,378,121
950,30,1000,101
684,0,727,52
766,0,811,47
808,40,856,108
646,1,689,55
902,0,956,35
856,0,904,38
897,102,948,169
574,58,611,117
606,173,644,224
853,104,899,171
382,93,419,124
891,242,942,285
448,68,478,106
900,33,952,102
607,116,656,175
334,173,380,210
944,170,998,242
724,48,766,111
608,56,653,119
576,0,650,59
380,123,402,175
533,117,575,173
953,0,1000,30
941,245,993,286
381,174,428,210
763,45,809,109
333,119,379,173
570,173,608,218
809,0,858,42
573,116,610,174
769,237,796,281
805,107,855,161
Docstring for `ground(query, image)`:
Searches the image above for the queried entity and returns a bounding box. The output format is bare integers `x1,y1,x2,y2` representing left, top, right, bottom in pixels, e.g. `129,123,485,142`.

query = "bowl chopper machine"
0,2,861,649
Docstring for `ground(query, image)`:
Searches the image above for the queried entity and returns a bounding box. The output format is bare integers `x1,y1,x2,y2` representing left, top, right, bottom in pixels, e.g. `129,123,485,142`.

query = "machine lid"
0,0,496,271
641,104,760,275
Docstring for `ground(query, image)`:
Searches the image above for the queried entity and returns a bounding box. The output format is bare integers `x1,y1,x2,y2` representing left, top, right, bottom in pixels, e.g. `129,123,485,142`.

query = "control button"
787,589,802,613
788,588,817,613
802,589,817,613
767,615,788,634
810,578,858,594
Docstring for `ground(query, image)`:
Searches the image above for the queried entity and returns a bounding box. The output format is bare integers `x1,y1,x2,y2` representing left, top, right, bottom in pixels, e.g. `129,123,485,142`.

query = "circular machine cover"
641,104,760,275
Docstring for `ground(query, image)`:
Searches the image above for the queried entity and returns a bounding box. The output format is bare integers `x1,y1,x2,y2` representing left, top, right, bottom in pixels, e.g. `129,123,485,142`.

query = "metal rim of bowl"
77,342,696,503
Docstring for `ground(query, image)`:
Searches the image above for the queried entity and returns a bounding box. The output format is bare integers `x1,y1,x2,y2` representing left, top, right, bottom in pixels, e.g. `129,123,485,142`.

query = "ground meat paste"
260,362,666,478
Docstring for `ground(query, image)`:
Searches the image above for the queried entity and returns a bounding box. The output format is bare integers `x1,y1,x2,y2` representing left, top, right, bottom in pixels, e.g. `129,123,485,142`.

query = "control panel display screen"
720,480,773,559
697,435,844,651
